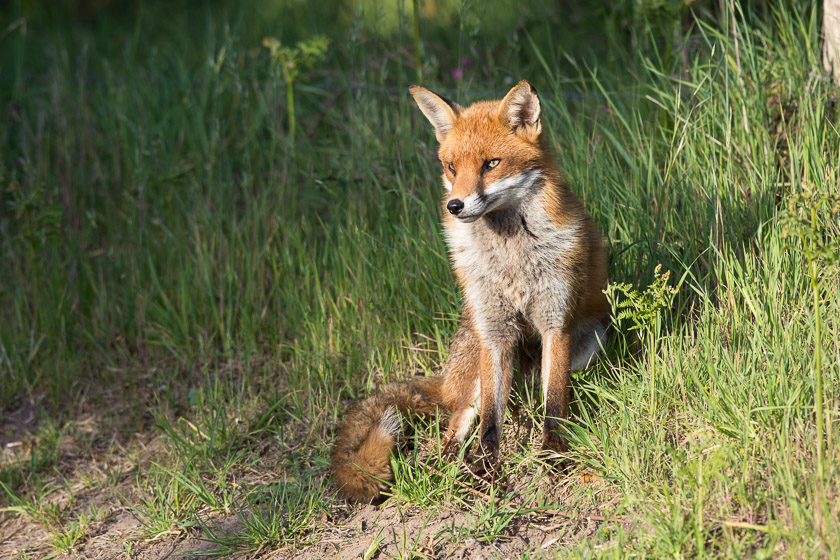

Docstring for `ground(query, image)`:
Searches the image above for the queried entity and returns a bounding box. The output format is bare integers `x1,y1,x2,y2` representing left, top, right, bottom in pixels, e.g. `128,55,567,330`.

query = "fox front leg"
541,328,572,454
477,339,516,468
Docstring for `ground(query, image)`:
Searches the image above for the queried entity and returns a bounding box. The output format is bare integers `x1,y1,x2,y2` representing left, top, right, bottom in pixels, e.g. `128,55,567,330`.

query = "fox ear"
498,80,541,141
409,86,461,142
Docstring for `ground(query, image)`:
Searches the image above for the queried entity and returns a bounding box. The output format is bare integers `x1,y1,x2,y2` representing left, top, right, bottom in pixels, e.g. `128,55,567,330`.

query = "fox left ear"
498,80,541,142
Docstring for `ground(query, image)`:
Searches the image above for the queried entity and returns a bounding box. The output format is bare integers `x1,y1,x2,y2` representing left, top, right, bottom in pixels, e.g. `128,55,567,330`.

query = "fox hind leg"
440,318,482,455
570,318,609,372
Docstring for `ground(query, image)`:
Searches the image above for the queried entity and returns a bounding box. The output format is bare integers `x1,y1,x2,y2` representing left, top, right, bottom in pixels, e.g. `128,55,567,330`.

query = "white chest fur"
444,192,580,337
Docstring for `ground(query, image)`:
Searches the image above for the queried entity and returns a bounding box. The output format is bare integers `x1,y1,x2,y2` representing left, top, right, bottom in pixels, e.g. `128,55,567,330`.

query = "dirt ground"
1,381,624,560
2,494,610,560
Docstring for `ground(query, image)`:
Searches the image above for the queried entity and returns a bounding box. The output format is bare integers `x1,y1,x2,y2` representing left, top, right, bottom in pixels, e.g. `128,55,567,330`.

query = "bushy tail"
331,376,446,502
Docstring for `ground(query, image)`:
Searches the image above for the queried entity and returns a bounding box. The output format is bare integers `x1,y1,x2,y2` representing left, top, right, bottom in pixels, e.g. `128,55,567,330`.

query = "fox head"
410,80,546,223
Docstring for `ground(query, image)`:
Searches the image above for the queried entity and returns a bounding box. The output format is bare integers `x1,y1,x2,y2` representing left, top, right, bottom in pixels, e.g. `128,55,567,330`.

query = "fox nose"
447,199,464,215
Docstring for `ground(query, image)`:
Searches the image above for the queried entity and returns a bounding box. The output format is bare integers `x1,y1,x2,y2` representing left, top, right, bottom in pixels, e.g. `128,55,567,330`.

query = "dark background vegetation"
0,0,761,409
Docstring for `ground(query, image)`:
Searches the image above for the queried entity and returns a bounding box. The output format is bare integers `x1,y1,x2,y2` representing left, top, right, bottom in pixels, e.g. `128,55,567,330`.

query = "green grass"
1,0,839,558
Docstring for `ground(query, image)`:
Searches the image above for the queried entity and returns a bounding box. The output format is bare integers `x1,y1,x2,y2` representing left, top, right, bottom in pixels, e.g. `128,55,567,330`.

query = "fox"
331,80,610,502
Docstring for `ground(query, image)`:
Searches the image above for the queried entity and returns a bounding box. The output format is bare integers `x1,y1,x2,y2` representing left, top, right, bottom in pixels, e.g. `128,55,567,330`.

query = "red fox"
331,81,610,502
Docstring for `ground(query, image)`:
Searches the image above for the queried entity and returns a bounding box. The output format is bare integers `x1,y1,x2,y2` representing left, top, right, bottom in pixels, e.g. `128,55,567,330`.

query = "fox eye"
447,163,456,176
484,158,501,171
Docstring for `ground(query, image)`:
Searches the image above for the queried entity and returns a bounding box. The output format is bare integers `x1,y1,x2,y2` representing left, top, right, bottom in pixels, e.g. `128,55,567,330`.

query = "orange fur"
331,81,610,502
331,377,444,501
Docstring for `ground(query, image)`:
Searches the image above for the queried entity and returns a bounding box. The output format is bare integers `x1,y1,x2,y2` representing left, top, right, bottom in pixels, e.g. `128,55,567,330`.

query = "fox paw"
441,438,462,459
541,433,573,473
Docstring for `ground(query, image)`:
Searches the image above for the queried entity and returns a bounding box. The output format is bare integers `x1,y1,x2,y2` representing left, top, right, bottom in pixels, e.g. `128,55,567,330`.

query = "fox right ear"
409,86,461,142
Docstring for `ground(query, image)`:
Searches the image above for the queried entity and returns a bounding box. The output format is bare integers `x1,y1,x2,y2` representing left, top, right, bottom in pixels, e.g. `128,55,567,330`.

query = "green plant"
0,480,65,527
49,515,88,554
129,468,201,540
604,265,679,413
262,34,329,143
387,420,478,509
779,184,840,536
463,484,546,544
197,478,330,555
3,179,64,332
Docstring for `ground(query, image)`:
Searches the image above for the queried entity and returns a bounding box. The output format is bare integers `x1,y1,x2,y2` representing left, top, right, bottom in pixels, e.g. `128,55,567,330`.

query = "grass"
1,0,839,558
